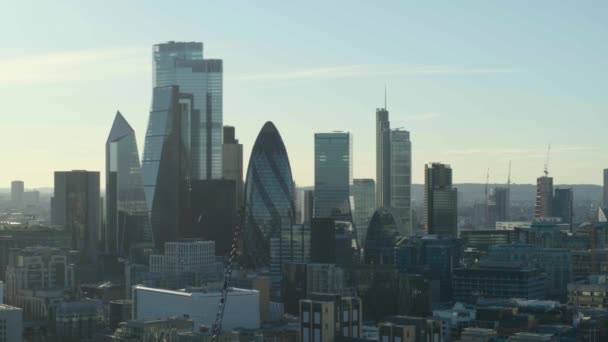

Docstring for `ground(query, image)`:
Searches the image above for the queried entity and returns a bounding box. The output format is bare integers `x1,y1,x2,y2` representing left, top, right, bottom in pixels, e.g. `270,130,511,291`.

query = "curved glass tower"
364,206,403,265
243,122,295,271
106,112,152,257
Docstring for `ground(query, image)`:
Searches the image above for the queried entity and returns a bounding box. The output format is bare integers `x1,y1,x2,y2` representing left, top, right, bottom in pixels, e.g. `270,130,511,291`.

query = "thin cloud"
446,146,597,156
228,64,520,81
404,113,441,121
0,47,148,86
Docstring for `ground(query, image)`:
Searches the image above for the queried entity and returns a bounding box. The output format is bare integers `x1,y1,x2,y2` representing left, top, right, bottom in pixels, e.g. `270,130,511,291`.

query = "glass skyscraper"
424,163,457,237
352,178,376,247
222,126,244,208
364,207,403,265
376,108,391,208
142,86,193,250
153,41,223,180
244,122,295,275
106,111,152,257
390,129,412,235
313,132,353,221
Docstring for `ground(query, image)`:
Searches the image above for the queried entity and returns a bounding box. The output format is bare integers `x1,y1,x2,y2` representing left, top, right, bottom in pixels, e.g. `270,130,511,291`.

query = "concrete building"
222,126,244,208
10,181,24,208
568,275,608,310
460,327,497,342
378,315,443,342
432,302,476,341
299,293,362,342
132,285,259,331
149,240,217,287
113,316,193,341
0,304,22,342
535,176,553,218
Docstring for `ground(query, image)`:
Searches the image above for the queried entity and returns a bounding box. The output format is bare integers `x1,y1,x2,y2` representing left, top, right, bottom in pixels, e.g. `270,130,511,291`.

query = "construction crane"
543,144,551,176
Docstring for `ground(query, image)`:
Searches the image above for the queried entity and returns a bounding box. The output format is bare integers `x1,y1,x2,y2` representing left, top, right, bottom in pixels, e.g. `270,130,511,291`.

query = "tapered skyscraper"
142,86,193,250
314,132,353,221
106,112,152,257
153,41,223,180
424,163,457,237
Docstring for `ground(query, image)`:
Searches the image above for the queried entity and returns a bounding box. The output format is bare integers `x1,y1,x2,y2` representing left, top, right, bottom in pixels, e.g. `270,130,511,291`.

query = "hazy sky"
1,1,606,189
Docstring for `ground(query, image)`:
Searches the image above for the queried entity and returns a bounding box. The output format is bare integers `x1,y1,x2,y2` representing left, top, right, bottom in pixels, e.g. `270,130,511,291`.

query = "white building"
0,304,23,342
150,240,216,275
132,285,259,330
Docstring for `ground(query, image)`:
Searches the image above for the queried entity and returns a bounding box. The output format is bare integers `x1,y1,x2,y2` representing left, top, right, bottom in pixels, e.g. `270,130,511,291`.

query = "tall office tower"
153,41,223,180
142,86,193,250
352,179,376,247
302,190,314,225
53,171,100,263
535,176,553,218
493,187,510,222
390,129,412,235
244,122,295,273
314,132,353,221
424,163,457,237
553,188,573,229
222,126,244,207
604,169,608,208
106,112,151,257
376,108,391,208
10,181,24,207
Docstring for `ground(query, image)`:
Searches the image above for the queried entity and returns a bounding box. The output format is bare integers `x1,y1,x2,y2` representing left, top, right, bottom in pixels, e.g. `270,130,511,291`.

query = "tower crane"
543,144,551,176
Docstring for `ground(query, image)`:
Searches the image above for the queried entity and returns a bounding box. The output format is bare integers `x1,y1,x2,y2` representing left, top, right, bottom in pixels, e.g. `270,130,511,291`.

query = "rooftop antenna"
507,160,512,190
384,85,387,109
543,144,551,176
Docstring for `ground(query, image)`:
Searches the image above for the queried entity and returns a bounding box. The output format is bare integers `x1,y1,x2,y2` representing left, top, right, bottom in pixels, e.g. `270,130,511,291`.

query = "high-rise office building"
244,122,295,272
106,112,151,257
52,171,100,263
142,86,193,250
376,108,391,208
352,179,376,247
553,187,573,229
10,181,24,208
424,163,457,237
493,187,510,222
222,126,244,208
153,41,223,180
314,132,353,221
302,189,314,225
364,207,402,265
390,129,412,235
535,176,553,218
603,169,608,208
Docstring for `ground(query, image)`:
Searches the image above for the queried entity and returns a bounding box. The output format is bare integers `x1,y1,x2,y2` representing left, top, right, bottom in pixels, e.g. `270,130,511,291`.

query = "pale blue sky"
1,1,606,188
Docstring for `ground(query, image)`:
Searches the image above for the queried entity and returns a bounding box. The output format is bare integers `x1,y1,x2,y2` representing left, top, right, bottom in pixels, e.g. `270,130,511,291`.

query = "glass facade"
376,108,391,208
153,41,223,180
244,121,295,277
424,163,457,237
364,207,403,265
142,86,192,250
352,179,376,248
106,112,152,257
314,132,353,221
390,129,412,235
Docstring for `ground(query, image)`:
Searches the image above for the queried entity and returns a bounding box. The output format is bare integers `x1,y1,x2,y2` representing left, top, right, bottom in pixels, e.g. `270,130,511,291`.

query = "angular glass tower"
153,41,223,180
243,122,295,273
142,86,193,250
106,111,152,257
313,132,353,221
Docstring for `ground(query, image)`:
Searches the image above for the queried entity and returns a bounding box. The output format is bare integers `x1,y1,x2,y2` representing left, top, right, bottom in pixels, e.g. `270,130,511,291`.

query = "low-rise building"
378,316,443,342
568,275,608,309
460,327,497,342
113,317,193,341
299,293,362,342
432,302,475,340
0,304,22,342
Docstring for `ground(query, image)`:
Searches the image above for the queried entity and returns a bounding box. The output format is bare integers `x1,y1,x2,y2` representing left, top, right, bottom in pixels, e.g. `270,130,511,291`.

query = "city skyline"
1,1,607,188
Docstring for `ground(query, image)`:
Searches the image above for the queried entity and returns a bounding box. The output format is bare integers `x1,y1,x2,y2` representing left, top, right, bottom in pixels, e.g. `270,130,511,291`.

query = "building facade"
314,132,353,221
153,41,223,180
0,304,22,342
142,86,193,249
376,107,391,208
493,187,510,222
222,126,244,208
390,129,412,235
52,170,100,263
535,176,553,218
10,181,24,208
553,188,573,229
424,163,457,237
149,240,217,286
364,207,402,265
352,179,376,247
106,111,151,257
299,293,362,342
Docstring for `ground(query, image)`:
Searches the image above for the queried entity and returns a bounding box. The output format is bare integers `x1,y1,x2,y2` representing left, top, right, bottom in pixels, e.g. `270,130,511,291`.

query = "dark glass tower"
364,207,403,265
142,86,193,250
553,187,573,230
424,163,457,237
106,112,152,257
243,121,295,270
